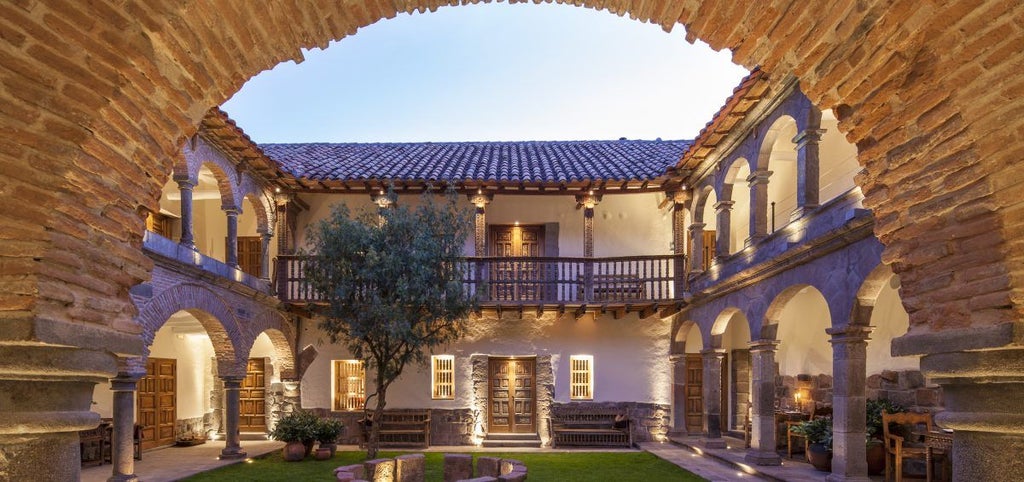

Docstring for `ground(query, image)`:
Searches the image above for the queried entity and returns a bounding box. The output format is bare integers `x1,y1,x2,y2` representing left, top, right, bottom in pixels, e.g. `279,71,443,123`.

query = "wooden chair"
882,411,946,482
786,405,832,460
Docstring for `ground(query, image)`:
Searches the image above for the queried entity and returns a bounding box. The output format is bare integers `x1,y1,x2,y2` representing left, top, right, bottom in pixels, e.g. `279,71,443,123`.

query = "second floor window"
431,355,455,400
570,355,594,400
332,360,365,411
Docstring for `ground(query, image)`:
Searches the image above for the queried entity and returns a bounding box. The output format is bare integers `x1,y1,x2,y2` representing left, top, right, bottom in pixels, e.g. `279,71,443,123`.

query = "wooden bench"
362,409,431,448
549,408,632,448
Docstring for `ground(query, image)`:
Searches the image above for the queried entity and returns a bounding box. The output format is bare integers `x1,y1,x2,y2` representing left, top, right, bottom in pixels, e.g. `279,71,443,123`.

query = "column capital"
713,200,735,212
793,128,826,148
667,189,691,205
220,376,245,387
575,192,602,209
700,348,726,359
222,206,240,216
175,177,196,190
468,192,493,208
274,191,295,206
827,324,874,343
687,222,706,232
746,169,772,186
748,338,780,351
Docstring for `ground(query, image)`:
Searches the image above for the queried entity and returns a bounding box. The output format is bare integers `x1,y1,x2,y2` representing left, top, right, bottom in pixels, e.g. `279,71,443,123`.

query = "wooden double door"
487,357,536,433
239,358,267,432
138,358,176,450
489,225,545,301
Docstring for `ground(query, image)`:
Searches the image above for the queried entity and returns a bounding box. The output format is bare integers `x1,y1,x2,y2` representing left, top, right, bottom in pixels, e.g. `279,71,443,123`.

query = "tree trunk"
367,377,388,459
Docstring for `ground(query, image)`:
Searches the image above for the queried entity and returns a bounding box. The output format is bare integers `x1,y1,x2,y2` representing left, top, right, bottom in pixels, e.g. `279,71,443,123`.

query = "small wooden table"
916,430,952,482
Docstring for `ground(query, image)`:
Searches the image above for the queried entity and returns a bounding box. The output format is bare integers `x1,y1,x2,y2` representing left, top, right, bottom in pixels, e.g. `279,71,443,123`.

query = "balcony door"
489,225,545,301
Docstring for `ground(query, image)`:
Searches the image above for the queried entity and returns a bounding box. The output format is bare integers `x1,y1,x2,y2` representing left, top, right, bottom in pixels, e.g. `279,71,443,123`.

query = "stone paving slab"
80,440,284,482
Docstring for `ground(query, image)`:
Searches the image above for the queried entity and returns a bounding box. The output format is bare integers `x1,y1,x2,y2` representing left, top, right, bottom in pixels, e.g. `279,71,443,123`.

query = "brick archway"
2,2,1024,479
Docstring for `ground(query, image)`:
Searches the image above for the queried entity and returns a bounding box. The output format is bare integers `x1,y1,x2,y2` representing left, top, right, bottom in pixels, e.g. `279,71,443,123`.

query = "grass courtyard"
182,450,706,482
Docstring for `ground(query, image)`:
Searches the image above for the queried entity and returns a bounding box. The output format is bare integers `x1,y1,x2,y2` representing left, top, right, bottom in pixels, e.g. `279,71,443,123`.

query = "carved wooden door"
138,357,176,450
684,354,703,434
488,357,536,433
489,225,544,301
239,358,267,432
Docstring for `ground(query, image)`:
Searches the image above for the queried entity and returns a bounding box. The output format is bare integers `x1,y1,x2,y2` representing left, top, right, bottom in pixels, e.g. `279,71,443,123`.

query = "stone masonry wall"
550,401,671,443
867,369,944,412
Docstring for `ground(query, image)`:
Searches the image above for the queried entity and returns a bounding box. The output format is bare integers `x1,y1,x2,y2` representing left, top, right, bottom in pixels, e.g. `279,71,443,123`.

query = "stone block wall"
867,369,943,412
267,380,302,432
776,373,833,412
730,349,751,430
429,408,476,446
175,416,205,441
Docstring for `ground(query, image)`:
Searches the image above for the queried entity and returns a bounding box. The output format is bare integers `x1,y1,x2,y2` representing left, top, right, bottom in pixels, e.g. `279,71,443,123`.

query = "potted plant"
866,398,904,475
269,410,319,462
791,417,833,471
315,417,345,458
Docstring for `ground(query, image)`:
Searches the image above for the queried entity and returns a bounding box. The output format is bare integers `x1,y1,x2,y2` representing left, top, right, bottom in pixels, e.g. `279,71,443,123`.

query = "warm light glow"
514,221,519,226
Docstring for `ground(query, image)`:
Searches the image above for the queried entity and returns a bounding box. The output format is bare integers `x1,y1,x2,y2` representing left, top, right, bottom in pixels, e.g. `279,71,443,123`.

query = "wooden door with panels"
702,230,717,270
684,354,703,434
231,236,263,277
239,358,267,432
138,357,176,450
489,225,544,301
487,357,536,434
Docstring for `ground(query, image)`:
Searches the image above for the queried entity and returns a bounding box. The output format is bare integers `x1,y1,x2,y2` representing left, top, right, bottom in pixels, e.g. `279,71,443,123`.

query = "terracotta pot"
866,442,885,475
314,447,332,461
807,443,833,472
282,441,306,462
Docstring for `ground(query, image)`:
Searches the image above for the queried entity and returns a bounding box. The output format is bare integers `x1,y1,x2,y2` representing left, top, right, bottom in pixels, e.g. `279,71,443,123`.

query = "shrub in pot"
315,418,345,457
269,410,319,462
791,417,833,472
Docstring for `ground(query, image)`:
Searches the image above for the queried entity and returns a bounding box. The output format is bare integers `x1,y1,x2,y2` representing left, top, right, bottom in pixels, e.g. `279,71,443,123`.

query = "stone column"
108,371,144,482
746,169,771,243
0,345,115,481
918,347,1024,481
714,200,734,259
224,207,239,268
220,376,247,459
259,230,272,280
701,349,727,448
688,223,706,273
176,176,196,249
468,192,492,256
576,192,600,258
745,339,781,465
791,125,824,220
826,325,872,481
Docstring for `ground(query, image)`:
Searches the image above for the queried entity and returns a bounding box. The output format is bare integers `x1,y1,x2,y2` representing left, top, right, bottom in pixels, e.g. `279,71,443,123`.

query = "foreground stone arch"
2,1,1024,480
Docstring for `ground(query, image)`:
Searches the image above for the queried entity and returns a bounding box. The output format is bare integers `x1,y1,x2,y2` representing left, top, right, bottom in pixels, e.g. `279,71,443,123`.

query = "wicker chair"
882,411,947,482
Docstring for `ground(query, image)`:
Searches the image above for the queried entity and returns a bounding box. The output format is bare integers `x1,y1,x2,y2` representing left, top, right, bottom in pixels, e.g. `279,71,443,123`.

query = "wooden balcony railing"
275,254,687,305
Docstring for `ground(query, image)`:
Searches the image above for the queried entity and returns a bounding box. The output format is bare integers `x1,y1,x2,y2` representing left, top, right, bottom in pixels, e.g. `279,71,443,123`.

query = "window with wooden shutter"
570,355,594,400
431,355,455,400
332,360,365,411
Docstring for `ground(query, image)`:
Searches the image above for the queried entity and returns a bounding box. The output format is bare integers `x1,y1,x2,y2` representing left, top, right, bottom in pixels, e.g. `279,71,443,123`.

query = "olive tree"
305,189,475,458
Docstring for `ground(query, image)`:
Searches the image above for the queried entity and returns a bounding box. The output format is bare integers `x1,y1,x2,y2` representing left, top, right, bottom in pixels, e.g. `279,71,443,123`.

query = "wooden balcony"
275,254,688,320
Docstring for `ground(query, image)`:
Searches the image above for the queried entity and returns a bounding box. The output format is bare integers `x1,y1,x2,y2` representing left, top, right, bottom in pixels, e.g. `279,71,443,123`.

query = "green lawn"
183,450,706,482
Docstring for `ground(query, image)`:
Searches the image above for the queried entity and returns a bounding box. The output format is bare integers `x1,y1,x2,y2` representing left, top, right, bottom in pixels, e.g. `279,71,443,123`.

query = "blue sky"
221,3,749,143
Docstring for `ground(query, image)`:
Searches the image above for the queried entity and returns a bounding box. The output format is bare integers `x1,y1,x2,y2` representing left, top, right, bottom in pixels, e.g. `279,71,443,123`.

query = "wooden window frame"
332,360,366,412
431,355,455,400
570,355,594,400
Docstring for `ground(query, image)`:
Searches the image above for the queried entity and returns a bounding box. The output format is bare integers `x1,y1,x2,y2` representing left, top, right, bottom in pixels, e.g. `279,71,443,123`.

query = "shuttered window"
570,355,594,400
332,360,365,411
432,355,455,400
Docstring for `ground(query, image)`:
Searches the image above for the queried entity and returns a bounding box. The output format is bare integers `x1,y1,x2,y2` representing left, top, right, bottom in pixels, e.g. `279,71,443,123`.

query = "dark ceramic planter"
867,442,885,475
807,443,833,472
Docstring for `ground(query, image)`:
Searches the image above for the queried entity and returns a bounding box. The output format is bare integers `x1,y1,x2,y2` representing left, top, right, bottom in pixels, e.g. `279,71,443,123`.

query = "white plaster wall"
298,313,673,410
192,198,227,262
683,323,703,353
148,327,217,420
250,332,282,384
818,110,861,204
866,277,920,374
702,191,718,230
775,287,833,376
726,161,751,254
295,192,671,258
721,313,751,350
92,381,115,418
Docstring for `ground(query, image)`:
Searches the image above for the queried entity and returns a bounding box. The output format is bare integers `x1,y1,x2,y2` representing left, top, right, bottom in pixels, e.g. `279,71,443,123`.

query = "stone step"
482,433,541,448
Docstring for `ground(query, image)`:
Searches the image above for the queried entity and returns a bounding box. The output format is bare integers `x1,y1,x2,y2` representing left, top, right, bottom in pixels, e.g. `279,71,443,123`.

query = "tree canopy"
304,189,475,457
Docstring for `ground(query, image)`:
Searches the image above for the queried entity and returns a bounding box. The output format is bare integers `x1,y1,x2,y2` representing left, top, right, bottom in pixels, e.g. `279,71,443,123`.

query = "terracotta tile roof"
260,139,692,184
675,67,769,174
